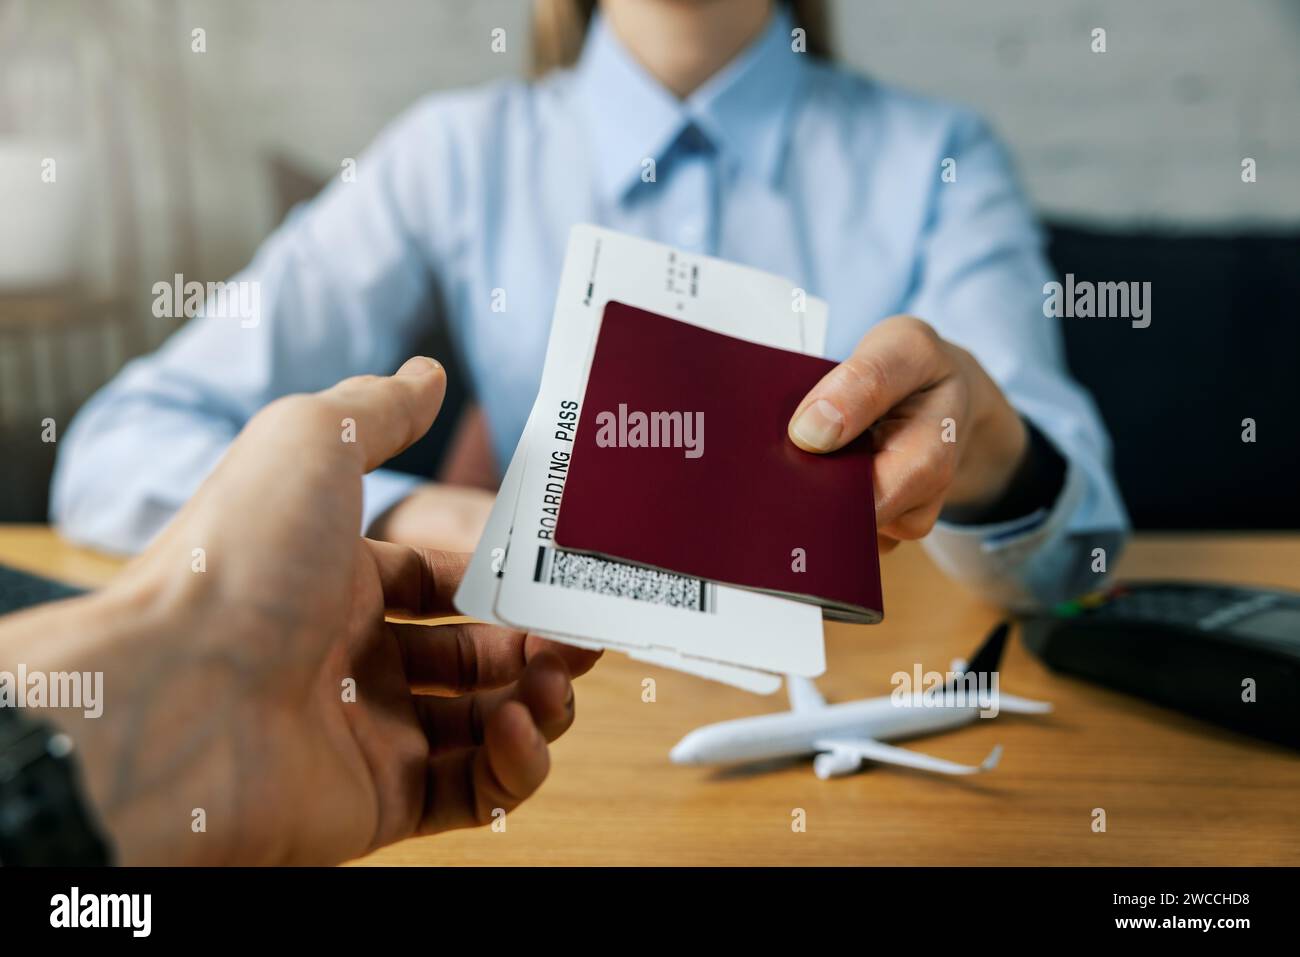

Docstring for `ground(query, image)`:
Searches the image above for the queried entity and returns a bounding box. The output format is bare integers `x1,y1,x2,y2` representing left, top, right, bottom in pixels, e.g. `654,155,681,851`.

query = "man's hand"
0,357,599,865
788,316,1029,551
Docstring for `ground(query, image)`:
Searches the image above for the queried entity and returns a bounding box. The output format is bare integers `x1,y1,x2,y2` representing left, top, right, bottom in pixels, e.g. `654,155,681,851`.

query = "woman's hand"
370,482,494,552
0,358,599,865
788,316,1029,551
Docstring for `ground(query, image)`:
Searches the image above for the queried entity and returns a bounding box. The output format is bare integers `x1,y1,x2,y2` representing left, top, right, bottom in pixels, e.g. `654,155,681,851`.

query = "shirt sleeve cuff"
361,468,425,537
921,459,1090,611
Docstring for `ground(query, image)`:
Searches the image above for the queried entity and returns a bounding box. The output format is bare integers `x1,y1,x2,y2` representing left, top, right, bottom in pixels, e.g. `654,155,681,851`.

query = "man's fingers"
368,540,467,619
412,651,576,753
419,701,550,834
369,539,603,681
524,633,603,679
789,316,947,453
392,620,524,692
322,356,447,472
391,618,601,693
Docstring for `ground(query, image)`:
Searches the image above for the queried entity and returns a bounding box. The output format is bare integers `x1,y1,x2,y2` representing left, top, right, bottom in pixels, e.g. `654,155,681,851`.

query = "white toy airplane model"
670,623,1053,778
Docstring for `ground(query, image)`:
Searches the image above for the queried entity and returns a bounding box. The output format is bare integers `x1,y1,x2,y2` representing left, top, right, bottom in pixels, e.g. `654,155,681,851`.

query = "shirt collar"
575,5,805,203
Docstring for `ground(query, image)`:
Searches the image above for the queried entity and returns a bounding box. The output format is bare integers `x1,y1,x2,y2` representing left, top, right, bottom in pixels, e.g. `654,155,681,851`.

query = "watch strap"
0,708,113,866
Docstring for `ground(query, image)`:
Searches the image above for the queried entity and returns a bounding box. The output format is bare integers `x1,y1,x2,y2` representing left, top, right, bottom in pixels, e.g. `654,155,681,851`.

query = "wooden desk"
2,525,1298,865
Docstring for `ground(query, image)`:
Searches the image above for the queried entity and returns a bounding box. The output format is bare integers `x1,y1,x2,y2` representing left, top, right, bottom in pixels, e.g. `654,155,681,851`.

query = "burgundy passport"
554,301,883,623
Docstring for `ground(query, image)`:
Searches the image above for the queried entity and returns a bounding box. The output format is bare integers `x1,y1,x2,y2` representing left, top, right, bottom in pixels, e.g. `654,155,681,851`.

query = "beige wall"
6,0,1299,306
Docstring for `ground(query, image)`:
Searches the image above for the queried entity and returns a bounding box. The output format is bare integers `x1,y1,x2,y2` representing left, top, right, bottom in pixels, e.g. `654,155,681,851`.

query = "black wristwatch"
0,708,113,866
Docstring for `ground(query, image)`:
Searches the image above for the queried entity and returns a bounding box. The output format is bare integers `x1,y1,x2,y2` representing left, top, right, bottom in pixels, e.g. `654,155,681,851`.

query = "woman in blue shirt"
52,0,1127,609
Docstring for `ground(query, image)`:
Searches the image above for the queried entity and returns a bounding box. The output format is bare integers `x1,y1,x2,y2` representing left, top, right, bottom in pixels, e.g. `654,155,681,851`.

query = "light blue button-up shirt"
52,8,1127,609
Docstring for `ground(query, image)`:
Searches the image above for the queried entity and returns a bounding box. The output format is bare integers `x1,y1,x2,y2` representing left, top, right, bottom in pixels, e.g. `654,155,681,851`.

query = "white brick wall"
170,0,1300,272
831,0,1300,227
10,0,1300,292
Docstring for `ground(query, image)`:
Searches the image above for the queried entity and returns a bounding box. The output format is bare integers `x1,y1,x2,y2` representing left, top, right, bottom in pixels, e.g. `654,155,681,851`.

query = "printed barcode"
534,546,715,613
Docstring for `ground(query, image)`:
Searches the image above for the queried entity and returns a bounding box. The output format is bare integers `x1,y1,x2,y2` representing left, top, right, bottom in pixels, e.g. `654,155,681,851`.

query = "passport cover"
554,300,883,623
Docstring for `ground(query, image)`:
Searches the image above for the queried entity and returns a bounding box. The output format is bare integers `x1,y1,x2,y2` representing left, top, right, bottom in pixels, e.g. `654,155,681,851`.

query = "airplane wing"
785,675,826,712
994,693,1054,714
812,737,1003,779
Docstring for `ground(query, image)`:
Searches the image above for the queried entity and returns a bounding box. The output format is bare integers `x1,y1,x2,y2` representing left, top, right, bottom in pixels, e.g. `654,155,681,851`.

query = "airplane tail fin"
950,622,1054,714
962,621,1010,677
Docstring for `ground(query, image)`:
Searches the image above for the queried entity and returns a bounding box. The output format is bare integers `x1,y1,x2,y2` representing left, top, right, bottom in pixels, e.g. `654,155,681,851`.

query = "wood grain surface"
3,525,1297,865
